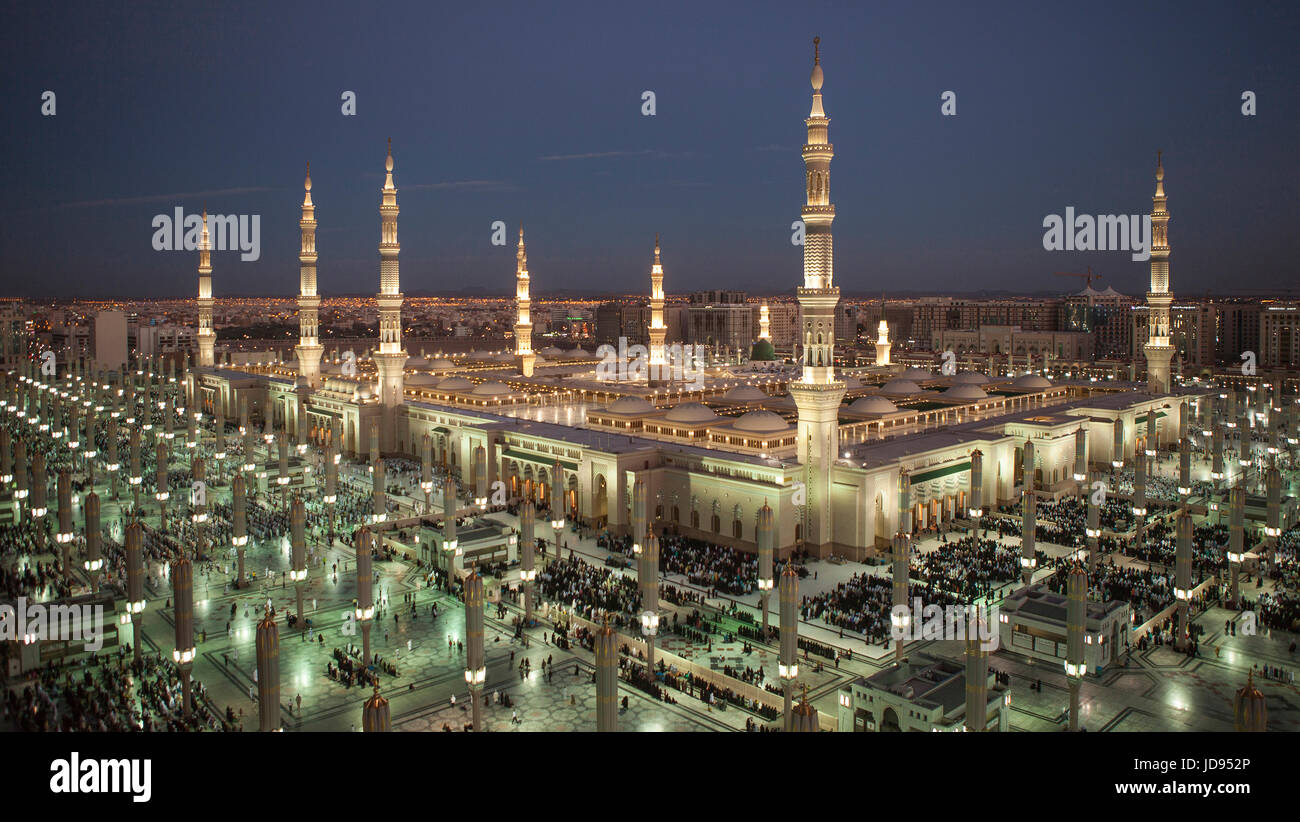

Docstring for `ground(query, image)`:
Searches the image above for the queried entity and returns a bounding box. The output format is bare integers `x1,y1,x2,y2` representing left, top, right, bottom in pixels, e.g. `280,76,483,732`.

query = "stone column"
372,456,386,524
1228,485,1244,607
191,456,207,559
420,433,432,513
964,615,989,732
155,440,169,528
442,476,459,584
473,445,488,508
125,521,145,662
232,473,248,588
594,618,618,732
464,567,485,731
172,555,195,717
1073,427,1088,499
291,494,306,625
1175,512,1192,649
1065,563,1086,732
83,491,102,592
967,449,983,534
757,503,774,634
1085,471,1100,570
520,500,536,624
640,532,660,673
779,562,799,731
56,470,74,578
1132,452,1147,557
255,611,280,731
356,527,374,663
1020,488,1037,585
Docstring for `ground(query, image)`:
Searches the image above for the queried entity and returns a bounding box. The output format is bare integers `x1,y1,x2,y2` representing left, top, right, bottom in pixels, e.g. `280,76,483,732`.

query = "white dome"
879,379,922,396
944,384,988,401
952,372,989,385
494,352,515,362
664,402,718,423
471,381,512,396
437,376,475,391
468,350,496,361
1012,374,1053,390
901,367,933,381
722,385,768,402
406,373,440,387
850,396,898,415
404,356,425,368
539,346,566,357
732,410,791,433
430,359,455,370
606,396,655,415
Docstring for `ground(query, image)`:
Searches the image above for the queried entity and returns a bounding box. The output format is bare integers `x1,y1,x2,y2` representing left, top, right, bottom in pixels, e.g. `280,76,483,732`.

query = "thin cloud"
538,149,654,161
56,187,272,209
404,180,520,192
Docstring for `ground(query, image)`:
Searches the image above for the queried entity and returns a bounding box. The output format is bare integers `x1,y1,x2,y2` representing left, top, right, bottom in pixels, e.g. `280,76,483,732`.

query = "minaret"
514,226,535,377
196,207,215,367
788,37,846,553
373,139,406,451
1144,152,1174,394
648,234,667,383
296,164,323,388
758,302,771,342
874,295,891,367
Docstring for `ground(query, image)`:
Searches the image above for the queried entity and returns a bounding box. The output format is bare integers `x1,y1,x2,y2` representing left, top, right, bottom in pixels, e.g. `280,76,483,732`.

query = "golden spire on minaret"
296,161,322,388
196,205,214,367
373,139,405,452
648,232,668,384
515,225,535,377
789,35,845,552
1144,150,1173,393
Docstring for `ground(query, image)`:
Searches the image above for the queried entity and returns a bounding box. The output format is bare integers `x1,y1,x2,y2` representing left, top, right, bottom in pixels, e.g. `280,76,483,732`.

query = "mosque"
185,40,1202,561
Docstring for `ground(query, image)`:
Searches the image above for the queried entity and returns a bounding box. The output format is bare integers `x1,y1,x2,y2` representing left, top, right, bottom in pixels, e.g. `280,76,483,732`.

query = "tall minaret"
874,295,891,366
296,164,323,388
196,207,215,368
1144,151,1174,394
788,36,846,554
373,139,406,452
648,234,667,383
758,303,771,342
514,226,535,377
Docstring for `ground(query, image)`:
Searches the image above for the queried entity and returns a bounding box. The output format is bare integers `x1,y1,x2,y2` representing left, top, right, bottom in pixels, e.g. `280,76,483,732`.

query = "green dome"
749,339,776,361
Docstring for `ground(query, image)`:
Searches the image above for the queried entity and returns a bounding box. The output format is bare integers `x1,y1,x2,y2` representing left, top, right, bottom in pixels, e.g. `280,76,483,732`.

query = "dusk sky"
1,0,1297,299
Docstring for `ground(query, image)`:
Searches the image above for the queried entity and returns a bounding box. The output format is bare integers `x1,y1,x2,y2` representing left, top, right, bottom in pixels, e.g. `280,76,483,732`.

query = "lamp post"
1073,427,1088,500
125,521,145,663
1131,451,1147,557
324,440,338,542
1020,486,1037,585
255,610,280,732
967,449,983,535
778,561,799,731
473,445,487,509
11,439,26,521
464,567,486,731
106,415,119,500
213,409,226,482
191,456,207,560
550,461,565,553
1084,471,1101,570
31,451,48,547
128,429,142,513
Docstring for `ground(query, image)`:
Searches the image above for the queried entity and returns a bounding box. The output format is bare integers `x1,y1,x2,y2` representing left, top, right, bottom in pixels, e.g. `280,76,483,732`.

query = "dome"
494,352,515,362
1012,374,1053,390
471,381,512,396
565,348,587,358
879,379,922,396
437,376,475,391
723,385,768,402
732,410,790,433
952,372,989,385
404,356,425,368
606,396,655,415
749,339,776,361
406,373,440,387
850,396,898,415
429,358,455,370
901,367,933,381
944,384,988,401
664,402,718,423
539,346,566,357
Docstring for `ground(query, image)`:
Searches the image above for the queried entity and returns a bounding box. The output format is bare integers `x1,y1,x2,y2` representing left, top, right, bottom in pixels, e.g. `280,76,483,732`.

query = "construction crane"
1055,266,1103,290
